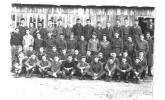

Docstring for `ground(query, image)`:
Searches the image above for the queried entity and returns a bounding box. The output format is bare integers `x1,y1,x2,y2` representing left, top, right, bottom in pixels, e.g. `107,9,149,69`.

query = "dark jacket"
90,61,103,74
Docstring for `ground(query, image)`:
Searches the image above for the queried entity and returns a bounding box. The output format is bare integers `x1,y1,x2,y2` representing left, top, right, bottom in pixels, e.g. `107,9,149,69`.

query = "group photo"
8,3,155,100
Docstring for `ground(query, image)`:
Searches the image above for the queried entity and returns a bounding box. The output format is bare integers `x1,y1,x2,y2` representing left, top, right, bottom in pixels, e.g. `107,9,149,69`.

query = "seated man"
47,56,62,78
36,47,47,60
105,57,117,82
26,45,36,57
25,54,38,78
117,58,132,83
86,51,93,64
77,56,90,80
87,55,105,80
61,55,76,79
13,52,28,78
46,46,59,61
131,57,145,84
38,55,51,78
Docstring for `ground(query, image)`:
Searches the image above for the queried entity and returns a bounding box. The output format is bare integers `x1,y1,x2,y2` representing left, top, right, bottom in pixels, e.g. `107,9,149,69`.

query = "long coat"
146,38,154,66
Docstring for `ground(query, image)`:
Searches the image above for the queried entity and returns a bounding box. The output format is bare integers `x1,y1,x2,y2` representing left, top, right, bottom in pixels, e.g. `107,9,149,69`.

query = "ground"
6,75,153,100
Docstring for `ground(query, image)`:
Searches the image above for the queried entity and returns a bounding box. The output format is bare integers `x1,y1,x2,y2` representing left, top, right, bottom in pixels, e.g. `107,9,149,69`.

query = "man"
26,45,35,57
46,20,55,36
113,19,122,38
83,19,94,41
25,54,38,78
103,21,114,41
77,56,90,80
33,33,44,50
61,55,76,79
98,52,107,64
22,29,34,54
117,58,132,83
36,22,47,40
72,50,81,64
38,55,51,78
146,32,154,76
64,21,73,39
36,47,47,60
100,35,111,60
111,32,123,57
47,56,62,78
130,19,142,44
59,49,68,62
135,34,149,56
18,18,28,38
13,52,27,78
45,32,56,49
88,33,100,55
72,18,84,40
120,50,132,66
77,35,87,55
55,34,67,51
46,46,59,61
10,28,22,61
29,22,37,37
123,36,135,59
105,57,117,82
54,18,65,38
87,55,105,80
110,52,120,66
86,51,93,64
94,21,103,40
67,34,77,55
121,18,132,43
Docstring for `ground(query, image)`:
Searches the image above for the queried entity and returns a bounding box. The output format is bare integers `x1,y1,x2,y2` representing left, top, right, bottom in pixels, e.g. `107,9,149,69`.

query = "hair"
86,19,91,22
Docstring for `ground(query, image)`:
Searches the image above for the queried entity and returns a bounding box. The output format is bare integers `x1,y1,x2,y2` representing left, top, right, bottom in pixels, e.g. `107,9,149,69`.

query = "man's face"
135,21,139,25
86,21,91,25
26,30,30,35
140,35,144,41
38,23,42,28
122,58,127,63
114,33,119,38
92,35,97,39
146,33,150,39
60,35,64,39
18,46,23,51
70,34,74,39
40,48,44,52
29,47,33,51
54,56,59,61
80,36,85,41
97,23,101,27
68,56,73,62
67,22,71,27
123,52,128,57
87,51,91,56
81,58,86,62
37,34,41,39
48,33,52,37
15,29,19,33
42,56,47,61
116,20,120,25
98,53,103,58
106,23,111,27
21,20,25,26
103,36,107,40
31,55,36,59
52,47,57,52
19,53,24,58
74,50,79,55
135,59,140,64
77,20,81,24
94,57,99,62
124,19,129,25
109,59,114,64
58,20,62,26
128,37,132,42
62,49,66,54
139,52,144,57
30,23,34,28
111,53,116,58
48,21,52,27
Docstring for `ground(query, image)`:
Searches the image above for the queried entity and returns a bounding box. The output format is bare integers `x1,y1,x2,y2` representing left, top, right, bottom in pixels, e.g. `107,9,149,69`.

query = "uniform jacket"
10,32,22,46
51,61,61,72
88,38,100,52
94,27,103,40
55,38,67,51
103,27,114,41
67,39,77,50
83,25,94,40
90,61,104,74
72,23,84,37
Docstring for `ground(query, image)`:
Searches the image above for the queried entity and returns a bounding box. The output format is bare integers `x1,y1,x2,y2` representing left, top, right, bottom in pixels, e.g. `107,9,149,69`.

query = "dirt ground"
6,75,153,100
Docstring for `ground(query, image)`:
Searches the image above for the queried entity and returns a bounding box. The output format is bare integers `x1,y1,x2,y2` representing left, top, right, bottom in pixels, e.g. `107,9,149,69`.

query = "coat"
146,38,154,66
72,23,84,37
103,27,114,41
83,25,94,40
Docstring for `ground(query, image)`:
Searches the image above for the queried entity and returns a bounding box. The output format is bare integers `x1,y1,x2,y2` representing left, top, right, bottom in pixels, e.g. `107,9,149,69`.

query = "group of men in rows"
10,17,154,83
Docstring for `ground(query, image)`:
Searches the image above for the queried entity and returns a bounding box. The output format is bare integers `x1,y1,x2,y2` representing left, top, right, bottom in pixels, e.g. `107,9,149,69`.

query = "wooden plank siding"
11,4,155,28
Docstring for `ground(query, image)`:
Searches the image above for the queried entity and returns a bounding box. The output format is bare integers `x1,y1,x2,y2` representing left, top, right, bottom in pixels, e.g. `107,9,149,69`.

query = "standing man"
22,29,34,54
72,18,84,40
64,21,73,39
77,35,88,55
135,34,149,57
33,33,44,51
54,18,65,38
36,22,47,40
95,21,103,41
121,18,132,43
29,22,37,37
83,19,94,41
130,19,142,44
18,18,28,38
66,34,77,55
55,34,67,51
45,32,56,49
146,32,154,76
111,32,123,57
103,21,114,42
113,19,122,38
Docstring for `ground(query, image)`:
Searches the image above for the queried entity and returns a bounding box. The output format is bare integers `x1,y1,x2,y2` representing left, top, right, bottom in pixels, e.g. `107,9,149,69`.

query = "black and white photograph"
2,0,162,100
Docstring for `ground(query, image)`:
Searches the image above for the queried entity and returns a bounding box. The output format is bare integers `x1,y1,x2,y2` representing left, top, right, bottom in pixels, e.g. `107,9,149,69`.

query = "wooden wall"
11,4,155,28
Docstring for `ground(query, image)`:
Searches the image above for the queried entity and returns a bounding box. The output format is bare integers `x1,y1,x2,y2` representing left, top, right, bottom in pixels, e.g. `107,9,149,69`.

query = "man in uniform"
55,34,67,51
83,19,94,41
61,55,76,79
72,18,84,40
36,22,47,40
94,21,103,41
113,19,122,38
45,32,56,49
64,21,73,39
54,18,65,38
77,56,90,80
18,18,28,38
29,22,37,37
46,20,55,37
111,32,123,57
38,55,51,78
103,21,114,42
77,35,88,55
67,34,77,55
46,46,59,61
87,55,105,80
33,33,44,51
146,32,154,76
